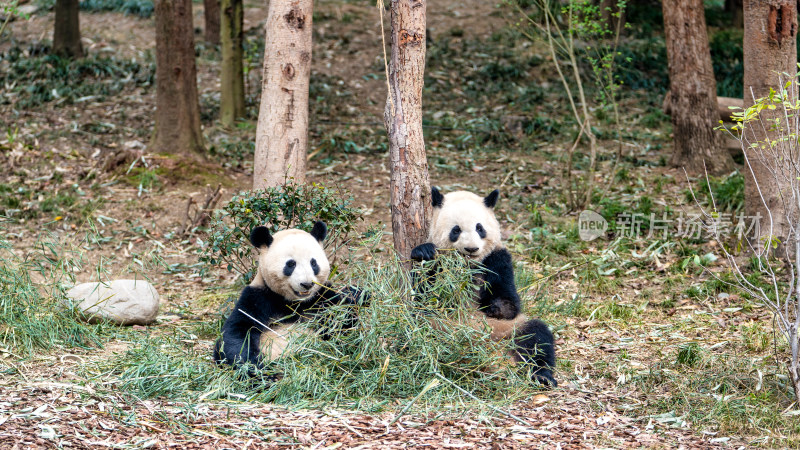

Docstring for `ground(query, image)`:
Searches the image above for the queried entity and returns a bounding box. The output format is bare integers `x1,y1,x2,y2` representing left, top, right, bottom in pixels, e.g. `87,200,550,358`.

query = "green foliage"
686,172,744,214
80,0,154,17
676,342,702,367
709,29,744,98
201,183,362,279
0,49,153,109
0,182,104,222
615,38,668,93
102,252,542,409
0,232,103,353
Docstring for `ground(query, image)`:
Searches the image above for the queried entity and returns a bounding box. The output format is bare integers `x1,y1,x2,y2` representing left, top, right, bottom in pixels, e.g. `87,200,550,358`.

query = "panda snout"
299,282,314,291
464,247,479,254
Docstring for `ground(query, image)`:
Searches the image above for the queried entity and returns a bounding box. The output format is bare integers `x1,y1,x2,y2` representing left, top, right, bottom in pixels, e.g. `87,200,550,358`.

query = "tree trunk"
600,0,626,36
53,0,82,58
151,0,205,155
743,0,797,254
204,0,221,45
384,0,431,260
220,0,245,127
662,0,734,175
253,0,313,189
726,0,745,27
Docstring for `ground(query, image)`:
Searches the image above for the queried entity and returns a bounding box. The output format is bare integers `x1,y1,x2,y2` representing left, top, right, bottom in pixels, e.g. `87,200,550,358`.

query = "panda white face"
250,224,331,301
429,190,502,261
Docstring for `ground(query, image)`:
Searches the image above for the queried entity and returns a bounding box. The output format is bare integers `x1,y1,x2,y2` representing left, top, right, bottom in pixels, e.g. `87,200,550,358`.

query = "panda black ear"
250,226,273,248
484,190,500,208
310,221,327,242
431,186,444,208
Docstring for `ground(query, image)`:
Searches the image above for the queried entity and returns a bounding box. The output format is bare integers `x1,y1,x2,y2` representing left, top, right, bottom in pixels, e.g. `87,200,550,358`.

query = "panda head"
249,221,331,301
428,187,502,261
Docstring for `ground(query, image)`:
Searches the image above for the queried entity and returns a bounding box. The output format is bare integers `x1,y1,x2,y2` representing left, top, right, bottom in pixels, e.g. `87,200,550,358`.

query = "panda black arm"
213,285,280,371
478,248,521,320
411,242,437,261
305,283,367,336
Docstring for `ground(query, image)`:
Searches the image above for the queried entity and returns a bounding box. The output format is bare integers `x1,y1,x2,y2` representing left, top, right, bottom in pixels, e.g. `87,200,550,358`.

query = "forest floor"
0,0,796,448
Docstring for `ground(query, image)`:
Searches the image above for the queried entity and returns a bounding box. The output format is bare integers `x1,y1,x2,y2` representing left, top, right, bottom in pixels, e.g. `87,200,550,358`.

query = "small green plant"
510,0,629,210
676,342,702,367
201,182,362,279
685,171,744,214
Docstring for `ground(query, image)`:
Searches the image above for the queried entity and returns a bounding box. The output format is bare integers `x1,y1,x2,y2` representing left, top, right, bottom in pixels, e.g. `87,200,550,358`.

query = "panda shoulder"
481,246,514,273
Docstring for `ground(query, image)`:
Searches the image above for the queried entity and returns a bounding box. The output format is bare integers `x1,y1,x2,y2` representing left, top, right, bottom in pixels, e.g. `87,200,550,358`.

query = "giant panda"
410,187,557,387
213,221,362,376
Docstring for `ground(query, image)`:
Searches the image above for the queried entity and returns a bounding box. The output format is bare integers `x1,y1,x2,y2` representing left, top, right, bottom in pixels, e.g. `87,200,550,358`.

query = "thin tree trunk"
726,0,745,27
53,0,82,58
253,0,313,189
152,0,205,155
743,0,797,254
384,0,431,260
204,0,221,45
600,0,626,36
221,0,245,127
662,0,734,175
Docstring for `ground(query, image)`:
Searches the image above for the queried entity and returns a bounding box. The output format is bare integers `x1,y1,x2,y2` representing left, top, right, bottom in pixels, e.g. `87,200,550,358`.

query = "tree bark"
53,0,82,58
204,0,221,45
253,0,313,189
662,0,735,175
220,0,245,127
743,0,797,254
151,0,205,155
384,0,431,260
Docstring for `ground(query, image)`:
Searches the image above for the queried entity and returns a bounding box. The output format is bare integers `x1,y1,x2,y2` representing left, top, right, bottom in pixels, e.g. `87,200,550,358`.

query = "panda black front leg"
213,285,276,375
411,243,437,261
478,249,522,320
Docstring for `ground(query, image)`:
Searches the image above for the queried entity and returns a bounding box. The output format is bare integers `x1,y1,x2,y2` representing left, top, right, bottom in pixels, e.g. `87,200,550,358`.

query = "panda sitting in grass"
411,187,557,387
213,221,362,376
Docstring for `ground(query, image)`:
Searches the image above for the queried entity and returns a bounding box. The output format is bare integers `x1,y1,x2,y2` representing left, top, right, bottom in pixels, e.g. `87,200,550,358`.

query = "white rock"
67,280,160,325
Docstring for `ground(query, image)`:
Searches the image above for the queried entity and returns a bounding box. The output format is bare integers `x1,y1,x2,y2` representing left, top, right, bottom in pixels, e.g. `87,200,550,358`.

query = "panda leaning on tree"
213,221,365,376
411,186,557,387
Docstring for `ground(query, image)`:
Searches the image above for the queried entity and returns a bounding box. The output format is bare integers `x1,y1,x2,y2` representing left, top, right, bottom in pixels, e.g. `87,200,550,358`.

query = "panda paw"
341,286,370,306
482,299,519,320
411,243,437,261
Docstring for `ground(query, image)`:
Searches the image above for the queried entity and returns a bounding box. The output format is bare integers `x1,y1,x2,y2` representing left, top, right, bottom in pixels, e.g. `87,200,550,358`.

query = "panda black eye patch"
311,258,320,275
449,225,462,242
283,259,296,276
476,223,486,238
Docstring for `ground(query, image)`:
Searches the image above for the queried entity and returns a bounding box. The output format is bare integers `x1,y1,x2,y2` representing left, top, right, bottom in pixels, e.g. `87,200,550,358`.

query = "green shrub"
80,0,154,17
0,50,153,108
201,182,362,279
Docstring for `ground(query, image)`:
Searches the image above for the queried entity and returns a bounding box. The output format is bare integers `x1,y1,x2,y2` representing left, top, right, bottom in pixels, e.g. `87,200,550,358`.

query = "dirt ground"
0,0,790,448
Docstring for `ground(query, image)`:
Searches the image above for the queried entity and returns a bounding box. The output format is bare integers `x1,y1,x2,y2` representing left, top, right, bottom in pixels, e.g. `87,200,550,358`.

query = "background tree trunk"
384,0,431,260
743,0,797,252
662,0,734,175
151,0,205,155
726,0,745,27
203,0,221,45
53,0,82,58
220,0,245,127
253,0,313,189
